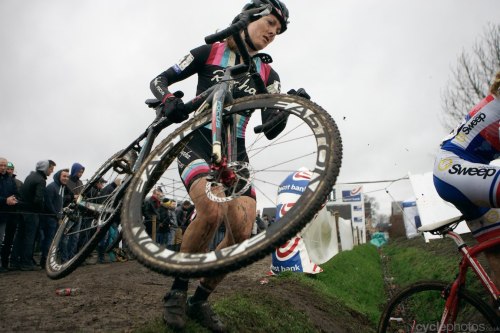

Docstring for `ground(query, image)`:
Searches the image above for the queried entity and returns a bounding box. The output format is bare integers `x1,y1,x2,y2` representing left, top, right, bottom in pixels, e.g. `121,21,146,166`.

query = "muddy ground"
0,255,374,333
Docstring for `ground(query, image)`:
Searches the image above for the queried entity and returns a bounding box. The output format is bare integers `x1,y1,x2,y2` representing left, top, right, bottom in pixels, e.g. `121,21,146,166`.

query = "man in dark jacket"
11,160,55,270
142,187,163,237
64,162,85,260
39,168,71,269
67,163,85,197
0,158,19,272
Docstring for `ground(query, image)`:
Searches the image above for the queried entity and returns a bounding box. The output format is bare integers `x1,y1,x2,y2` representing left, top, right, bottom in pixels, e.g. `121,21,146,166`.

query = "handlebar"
204,5,272,44
205,18,248,45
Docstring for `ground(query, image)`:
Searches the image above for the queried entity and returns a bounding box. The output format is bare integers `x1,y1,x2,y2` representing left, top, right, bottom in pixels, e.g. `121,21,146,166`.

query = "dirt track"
0,255,373,332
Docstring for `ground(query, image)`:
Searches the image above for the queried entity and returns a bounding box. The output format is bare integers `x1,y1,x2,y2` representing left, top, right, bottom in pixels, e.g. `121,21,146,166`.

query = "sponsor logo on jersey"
448,164,496,179
173,53,194,74
455,131,467,143
485,210,500,223
438,158,453,171
461,112,486,135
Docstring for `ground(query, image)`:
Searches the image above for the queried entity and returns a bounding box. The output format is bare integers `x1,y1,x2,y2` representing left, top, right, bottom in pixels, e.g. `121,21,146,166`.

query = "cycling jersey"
151,41,281,193
433,95,500,241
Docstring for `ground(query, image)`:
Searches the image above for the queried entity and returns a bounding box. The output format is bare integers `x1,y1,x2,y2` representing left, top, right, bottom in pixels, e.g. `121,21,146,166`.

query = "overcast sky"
1,0,499,215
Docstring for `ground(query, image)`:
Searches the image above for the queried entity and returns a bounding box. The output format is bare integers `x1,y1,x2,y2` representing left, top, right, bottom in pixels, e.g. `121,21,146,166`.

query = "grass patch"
135,243,384,332
383,234,487,294
287,243,385,324
215,293,317,333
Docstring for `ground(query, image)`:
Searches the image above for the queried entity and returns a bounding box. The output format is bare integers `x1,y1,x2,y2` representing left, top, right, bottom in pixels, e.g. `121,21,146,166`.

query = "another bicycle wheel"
46,151,132,279
378,280,500,333
121,94,342,277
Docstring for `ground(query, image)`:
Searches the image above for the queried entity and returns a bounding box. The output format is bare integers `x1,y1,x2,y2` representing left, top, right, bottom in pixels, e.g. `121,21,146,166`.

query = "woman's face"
246,15,282,51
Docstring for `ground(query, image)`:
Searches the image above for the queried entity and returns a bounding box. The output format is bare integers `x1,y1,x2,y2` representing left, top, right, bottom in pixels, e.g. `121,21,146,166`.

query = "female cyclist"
149,1,307,331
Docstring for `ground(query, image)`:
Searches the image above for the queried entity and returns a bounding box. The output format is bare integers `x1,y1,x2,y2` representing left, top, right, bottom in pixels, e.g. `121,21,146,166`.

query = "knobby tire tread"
121,94,342,277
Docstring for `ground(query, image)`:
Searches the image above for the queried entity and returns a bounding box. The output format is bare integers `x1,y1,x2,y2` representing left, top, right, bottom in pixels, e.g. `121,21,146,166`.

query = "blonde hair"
226,36,238,53
490,71,500,97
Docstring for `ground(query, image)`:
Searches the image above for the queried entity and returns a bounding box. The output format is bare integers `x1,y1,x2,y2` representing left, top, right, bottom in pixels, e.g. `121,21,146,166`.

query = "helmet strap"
243,28,258,52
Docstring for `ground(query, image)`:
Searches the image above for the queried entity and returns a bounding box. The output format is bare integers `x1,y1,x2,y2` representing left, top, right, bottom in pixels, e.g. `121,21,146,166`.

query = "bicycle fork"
209,74,237,188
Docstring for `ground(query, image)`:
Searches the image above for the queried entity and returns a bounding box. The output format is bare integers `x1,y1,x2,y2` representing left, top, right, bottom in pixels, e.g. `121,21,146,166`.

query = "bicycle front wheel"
377,280,500,333
121,94,342,277
46,151,128,279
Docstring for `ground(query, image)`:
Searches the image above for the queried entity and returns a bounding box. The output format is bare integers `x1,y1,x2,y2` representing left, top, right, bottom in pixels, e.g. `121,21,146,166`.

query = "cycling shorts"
433,150,500,242
177,127,256,199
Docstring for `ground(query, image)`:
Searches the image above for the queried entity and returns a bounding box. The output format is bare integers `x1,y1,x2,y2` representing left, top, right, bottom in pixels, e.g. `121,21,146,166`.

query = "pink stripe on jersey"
184,164,210,187
260,62,271,86
206,42,225,66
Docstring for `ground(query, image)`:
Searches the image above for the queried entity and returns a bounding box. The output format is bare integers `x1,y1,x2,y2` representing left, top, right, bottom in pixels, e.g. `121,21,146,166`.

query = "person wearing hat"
6,162,22,191
157,198,174,246
0,158,19,272
1,161,23,271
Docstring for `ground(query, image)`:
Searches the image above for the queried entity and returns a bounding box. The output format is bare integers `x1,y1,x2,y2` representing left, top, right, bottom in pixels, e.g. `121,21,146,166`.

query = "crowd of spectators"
0,157,275,273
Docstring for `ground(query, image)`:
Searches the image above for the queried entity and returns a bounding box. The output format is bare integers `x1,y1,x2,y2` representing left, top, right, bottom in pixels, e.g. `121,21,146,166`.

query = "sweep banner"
271,170,323,275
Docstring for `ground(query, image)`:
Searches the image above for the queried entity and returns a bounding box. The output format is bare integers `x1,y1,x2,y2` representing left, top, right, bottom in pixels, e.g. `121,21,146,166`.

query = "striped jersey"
441,95,500,164
151,42,281,138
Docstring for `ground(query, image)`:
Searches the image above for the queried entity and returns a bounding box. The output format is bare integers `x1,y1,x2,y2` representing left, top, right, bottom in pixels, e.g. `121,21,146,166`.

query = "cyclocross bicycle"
378,216,500,332
46,4,342,279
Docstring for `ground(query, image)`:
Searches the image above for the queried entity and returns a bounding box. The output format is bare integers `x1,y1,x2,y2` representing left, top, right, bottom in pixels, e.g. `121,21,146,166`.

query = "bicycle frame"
437,229,500,330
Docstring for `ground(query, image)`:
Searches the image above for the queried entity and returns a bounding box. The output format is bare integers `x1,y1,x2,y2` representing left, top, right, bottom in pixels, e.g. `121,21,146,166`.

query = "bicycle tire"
46,151,125,279
377,280,500,333
121,94,342,277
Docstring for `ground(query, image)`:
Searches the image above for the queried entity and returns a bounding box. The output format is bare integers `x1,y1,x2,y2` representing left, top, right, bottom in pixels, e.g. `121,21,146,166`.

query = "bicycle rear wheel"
46,151,130,279
121,94,342,277
377,280,500,333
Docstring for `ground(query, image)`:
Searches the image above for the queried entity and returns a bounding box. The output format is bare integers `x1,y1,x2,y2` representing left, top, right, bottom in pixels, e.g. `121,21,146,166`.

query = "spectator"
6,162,23,191
65,162,85,260
262,214,270,227
88,178,107,203
142,187,163,237
40,168,71,269
255,210,267,233
100,178,126,259
158,198,173,246
1,162,23,271
175,200,191,233
11,160,55,271
67,163,85,197
0,158,19,272
101,178,121,201
165,199,179,250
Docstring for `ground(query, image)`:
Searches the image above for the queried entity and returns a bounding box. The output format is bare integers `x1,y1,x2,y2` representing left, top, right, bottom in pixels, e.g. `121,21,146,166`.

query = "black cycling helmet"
243,0,289,34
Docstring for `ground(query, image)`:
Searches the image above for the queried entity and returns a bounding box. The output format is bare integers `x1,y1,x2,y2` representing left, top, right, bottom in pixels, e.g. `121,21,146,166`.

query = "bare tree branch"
440,22,500,131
